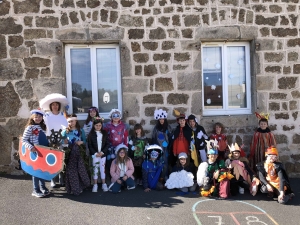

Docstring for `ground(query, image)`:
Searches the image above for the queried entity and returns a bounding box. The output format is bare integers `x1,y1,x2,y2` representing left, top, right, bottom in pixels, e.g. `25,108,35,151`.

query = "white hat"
39,93,69,111
115,143,128,155
30,109,44,116
145,144,163,152
154,109,167,120
108,109,122,119
178,152,187,159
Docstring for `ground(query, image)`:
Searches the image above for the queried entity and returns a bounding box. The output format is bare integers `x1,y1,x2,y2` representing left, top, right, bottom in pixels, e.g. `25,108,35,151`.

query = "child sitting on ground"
142,145,164,192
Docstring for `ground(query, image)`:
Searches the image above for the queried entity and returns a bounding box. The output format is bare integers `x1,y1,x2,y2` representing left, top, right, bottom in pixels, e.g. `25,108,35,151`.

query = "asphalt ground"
0,174,299,225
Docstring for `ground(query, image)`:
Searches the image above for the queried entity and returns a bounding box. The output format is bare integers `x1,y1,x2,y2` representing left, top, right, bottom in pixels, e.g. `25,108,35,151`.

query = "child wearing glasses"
104,109,129,179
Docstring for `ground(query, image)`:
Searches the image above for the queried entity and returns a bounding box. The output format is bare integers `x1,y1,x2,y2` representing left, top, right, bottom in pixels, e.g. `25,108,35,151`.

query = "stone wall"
0,0,300,177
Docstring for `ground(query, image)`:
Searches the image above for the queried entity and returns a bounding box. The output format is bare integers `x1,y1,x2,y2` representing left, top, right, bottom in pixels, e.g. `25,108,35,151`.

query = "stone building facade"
0,0,300,177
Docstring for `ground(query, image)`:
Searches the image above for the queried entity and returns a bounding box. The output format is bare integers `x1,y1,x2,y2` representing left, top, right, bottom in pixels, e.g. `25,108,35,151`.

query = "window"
201,42,251,116
65,44,122,120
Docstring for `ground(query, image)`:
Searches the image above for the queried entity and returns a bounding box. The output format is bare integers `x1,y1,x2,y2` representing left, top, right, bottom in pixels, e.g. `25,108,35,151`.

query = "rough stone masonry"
0,0,300,177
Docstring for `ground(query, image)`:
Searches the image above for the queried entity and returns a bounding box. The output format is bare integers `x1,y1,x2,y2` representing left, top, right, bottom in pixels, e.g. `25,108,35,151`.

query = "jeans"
110,177,135,193
32,176,46,192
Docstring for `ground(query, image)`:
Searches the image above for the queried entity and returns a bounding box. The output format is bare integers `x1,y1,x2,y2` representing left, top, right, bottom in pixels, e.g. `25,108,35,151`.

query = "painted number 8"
246,216,268,225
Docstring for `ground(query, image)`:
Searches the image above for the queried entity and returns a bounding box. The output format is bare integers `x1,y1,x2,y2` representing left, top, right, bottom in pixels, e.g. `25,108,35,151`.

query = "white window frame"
65,44,122,120
201,42,251,116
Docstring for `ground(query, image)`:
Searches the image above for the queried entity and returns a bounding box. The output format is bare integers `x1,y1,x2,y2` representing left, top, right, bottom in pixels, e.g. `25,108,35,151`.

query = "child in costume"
256,146,294,204
62,114,90,195
152,109,173,180
225,143,259,196
39,93,69,188
88,117,109,192
109,144,135,193
250,113,276,170
103,109,128,179
187,114,209,165
197,140,233,198
171,112,192,167
83,106,100,137
165,152,197,193
22,109,50,198
142,145,164,192
210,122,229,160
128,123,148,186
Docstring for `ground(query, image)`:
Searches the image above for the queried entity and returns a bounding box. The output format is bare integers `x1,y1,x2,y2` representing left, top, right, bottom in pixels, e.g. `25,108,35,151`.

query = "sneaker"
41,188,50,196
102,183,108,192
51,180,57,188
32,191,45,198
92,184,98,193
127,185,135,190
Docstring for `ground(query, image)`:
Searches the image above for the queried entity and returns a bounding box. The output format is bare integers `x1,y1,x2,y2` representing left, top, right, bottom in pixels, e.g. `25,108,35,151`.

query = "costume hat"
228,143,241,153
187,114,198,123
30,108,44,116
265,146,278,156
178,152,188,159
39,93,69,111
255,112,269,121
154,109,168,120
109,109,122,119
115,143,128,155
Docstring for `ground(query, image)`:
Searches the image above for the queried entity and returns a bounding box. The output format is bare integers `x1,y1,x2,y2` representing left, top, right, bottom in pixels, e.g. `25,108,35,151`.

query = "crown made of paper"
93,116,104,122
228,143,241,152
205,139,219,152
255,112,269,120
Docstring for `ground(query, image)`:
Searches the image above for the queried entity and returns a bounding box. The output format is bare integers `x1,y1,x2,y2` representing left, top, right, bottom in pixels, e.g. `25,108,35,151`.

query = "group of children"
22,97,294,204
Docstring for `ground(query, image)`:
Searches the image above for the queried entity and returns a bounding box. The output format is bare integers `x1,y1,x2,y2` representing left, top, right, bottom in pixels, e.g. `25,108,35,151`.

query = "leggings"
92,156,106,180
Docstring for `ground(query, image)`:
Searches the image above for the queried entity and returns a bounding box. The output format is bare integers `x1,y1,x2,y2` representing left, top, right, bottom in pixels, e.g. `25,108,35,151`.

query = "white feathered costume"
165,170,194,189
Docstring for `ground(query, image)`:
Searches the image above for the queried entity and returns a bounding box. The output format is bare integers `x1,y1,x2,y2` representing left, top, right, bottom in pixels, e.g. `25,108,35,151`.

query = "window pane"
96,48,118,113
203,47,223,109
227,46,247,108
70,49,92,113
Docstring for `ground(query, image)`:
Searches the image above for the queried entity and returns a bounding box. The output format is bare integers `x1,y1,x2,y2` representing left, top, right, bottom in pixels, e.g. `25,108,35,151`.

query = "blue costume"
142,160,163,190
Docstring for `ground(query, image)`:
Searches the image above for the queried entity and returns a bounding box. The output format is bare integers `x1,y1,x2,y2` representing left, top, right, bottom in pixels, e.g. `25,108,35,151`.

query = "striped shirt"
22,125,47,150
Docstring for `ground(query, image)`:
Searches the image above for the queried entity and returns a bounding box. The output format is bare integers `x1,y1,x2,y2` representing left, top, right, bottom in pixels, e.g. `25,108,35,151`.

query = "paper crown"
154,109,168,120
93,116,104,122
205,139,219,152
255,112,269,121
265,146,278,156
228,143,241,152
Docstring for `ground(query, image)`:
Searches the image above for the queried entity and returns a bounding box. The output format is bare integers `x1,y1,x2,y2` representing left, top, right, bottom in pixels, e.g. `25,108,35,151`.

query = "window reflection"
70,49,92,113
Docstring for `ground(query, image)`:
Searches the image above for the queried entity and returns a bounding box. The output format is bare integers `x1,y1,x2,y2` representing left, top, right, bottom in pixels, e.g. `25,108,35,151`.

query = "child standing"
62,114,90,195
128,124,148,186
152,109,173,180
210,122,229,160
109,144,135,193
171,113,192,167
103,109,128,178
187,114,209,164
142,145,164,192
250,113,276,170
83,106,100,137
88,117,109,192
22,109,50,198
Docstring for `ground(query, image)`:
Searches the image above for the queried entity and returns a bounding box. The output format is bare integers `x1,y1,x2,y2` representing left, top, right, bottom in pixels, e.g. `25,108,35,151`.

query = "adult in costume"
39,93,69,187
256,146,294,204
